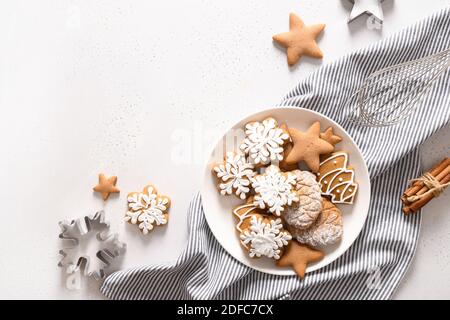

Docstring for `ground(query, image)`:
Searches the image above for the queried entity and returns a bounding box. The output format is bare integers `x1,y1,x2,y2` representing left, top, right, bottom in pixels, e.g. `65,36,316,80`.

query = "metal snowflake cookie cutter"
58,210,126,281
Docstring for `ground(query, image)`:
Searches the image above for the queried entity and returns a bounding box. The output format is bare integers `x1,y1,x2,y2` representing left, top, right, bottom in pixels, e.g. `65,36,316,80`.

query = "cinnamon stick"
403,158,450,198
412,164,450,198
405,173,450,214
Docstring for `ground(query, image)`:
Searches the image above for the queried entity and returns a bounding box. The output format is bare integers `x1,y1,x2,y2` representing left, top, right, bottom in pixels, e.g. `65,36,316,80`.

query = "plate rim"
200,106,371,276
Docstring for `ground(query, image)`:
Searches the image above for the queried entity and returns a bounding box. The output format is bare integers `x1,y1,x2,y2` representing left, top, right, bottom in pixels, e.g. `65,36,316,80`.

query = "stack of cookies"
212,117,358,278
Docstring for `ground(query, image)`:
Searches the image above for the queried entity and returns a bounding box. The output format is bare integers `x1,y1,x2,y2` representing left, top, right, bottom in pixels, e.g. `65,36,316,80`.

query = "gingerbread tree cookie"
233,200,292,260
284,122,334,172
240,117,290,165
125,185,170,235
317,152,358,204
251,165,299,216
212,152,256,199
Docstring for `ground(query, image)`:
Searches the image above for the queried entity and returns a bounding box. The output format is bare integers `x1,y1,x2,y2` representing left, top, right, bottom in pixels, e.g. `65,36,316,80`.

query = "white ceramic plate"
201,107,370,276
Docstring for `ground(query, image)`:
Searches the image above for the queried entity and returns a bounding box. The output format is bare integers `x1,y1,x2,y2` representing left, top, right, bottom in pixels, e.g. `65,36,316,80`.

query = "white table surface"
0,0,449,300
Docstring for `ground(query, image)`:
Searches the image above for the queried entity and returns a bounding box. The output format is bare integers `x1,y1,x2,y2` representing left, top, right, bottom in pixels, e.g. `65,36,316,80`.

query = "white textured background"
0,0,449,299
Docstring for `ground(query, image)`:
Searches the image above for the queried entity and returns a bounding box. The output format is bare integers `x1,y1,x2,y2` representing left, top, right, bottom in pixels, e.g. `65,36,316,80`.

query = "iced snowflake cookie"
233,199,292,260
291,199,343,247
283,170,322,230
317,152,358,204
252,165,299,216
240,117,290,165
212,152,256,199
125,185,170,235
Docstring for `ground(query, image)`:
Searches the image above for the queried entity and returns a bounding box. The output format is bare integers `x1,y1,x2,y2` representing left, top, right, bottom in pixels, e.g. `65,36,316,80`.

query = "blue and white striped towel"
101,7,450,300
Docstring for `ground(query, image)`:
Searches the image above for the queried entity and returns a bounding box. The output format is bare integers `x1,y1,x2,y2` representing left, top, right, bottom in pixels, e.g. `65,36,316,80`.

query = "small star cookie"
125,185,170,235
284,122,334,172
276,241,324,278
273,13,325,66
93,173,120,200
320,127,342,146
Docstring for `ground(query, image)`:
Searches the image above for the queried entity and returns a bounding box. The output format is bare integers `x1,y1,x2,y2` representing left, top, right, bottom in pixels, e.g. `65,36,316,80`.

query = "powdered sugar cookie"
283,170,322,230
252,165,299,216
212,152,256,199
125,185,170,235
317,152,358,204
291,199,343,247
233,200,292,260
240,117,290,165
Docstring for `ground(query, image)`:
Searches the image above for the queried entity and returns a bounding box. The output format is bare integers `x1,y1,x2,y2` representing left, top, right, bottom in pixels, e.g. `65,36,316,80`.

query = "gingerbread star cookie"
284,122,334,172
93,173,120,200
320,127,342,146
276,241,324,278
279,123,299,172
273,13,325,66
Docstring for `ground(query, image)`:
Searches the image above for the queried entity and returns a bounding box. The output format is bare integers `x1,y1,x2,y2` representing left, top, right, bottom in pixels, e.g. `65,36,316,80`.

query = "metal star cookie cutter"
58,210,126,281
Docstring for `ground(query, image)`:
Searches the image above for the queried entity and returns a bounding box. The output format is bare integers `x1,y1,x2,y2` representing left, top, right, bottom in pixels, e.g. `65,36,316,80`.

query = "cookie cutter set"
58,211,126,281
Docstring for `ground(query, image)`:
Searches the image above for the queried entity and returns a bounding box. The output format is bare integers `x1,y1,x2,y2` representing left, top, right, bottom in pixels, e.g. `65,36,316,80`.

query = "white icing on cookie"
251,165,299,216
125,186,169,235
283,170,322,230
240,215,292,260
232,203,258,232
213,152,256,199
318,152,358,204
240,117,289,165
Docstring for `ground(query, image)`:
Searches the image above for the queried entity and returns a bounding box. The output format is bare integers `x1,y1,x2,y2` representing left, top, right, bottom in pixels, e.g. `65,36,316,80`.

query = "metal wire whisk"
347,48,450,127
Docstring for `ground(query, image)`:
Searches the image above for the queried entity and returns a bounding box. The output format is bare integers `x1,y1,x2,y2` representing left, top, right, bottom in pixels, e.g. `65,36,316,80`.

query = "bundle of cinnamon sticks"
402,157,450,214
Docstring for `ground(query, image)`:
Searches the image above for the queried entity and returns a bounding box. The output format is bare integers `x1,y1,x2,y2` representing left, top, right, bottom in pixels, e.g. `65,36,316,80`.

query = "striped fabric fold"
101,7,450,300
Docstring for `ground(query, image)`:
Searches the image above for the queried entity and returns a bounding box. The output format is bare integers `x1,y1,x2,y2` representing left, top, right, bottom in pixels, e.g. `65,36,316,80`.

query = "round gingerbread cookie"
291,198,343,247
283,170,322,230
